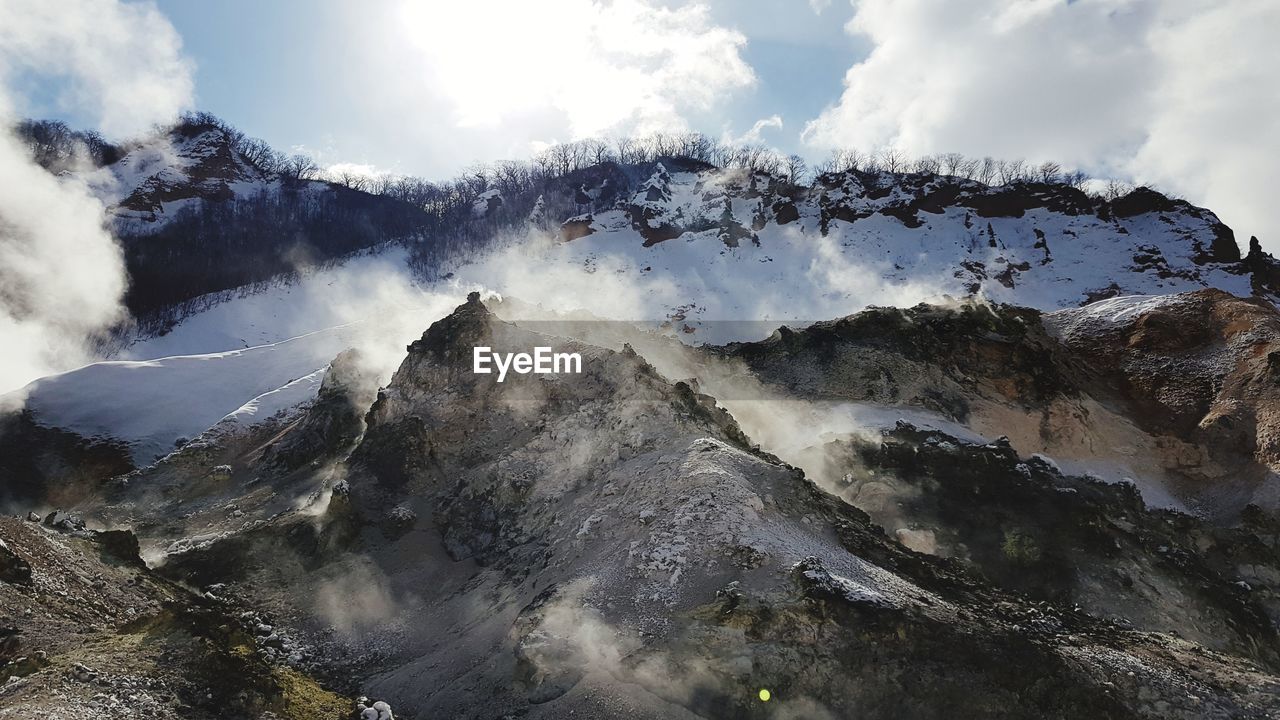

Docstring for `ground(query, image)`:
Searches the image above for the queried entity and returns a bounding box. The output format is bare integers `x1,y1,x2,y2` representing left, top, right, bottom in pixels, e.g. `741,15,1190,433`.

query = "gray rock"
0,539,32,585
43,510,86,533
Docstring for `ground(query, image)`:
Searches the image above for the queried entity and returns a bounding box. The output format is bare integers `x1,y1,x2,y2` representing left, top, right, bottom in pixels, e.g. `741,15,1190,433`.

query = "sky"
134,0,860,177
0,0,1274,396
2,0,1278,245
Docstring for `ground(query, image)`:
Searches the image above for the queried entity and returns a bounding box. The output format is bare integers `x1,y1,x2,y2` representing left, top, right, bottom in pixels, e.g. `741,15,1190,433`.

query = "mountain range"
2,116,1280,719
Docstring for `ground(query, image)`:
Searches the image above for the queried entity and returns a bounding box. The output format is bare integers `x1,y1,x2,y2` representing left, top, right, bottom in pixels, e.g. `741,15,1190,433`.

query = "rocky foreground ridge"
5,292,1280,718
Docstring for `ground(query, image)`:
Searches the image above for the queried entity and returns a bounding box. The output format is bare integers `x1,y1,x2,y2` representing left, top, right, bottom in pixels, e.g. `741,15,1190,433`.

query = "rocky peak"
366,293,752,472
319,348,374,397
1244,235,1280,295
402,291,493,359
112,124,266,219
143,294,1280,719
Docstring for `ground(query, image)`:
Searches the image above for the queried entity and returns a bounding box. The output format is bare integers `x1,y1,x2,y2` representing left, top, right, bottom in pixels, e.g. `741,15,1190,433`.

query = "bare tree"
611,136,637,164
1008,159,1027,183
332,170,370,192
1036,161,1062,184
651,132,678,158
784,154,808,184
1102,179,1134,201
374,174,398,196
1064,170,1089,190
532,149,555,178
492,160,531,193
583,138,612,165
463,164,490,193
996,158,1027,185
976,156,997,185
913,154,941,174
756,150,782,175
283,153,319,180
940,152,966,177
237,137,275,170
877,147,906,173
673,132,712,162
834,148,865,173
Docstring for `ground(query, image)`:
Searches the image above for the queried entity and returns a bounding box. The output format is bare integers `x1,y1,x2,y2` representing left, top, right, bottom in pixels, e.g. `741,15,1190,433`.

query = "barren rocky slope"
719,289,1280,519
0,514,349,719
5,294,1274,718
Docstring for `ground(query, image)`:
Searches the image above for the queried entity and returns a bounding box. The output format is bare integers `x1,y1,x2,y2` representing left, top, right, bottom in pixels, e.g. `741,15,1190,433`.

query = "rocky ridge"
65,294,1280,719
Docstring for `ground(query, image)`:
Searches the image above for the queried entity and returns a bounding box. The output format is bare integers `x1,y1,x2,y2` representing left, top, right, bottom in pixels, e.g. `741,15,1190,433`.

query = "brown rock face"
718,290,1280,517
1048,290,1280,499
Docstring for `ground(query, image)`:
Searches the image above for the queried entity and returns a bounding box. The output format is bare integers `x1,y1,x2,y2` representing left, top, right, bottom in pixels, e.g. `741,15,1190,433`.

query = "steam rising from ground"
522,579,840,717
309,254,461,385
244,222,951,486
0,132,126,402
444,224,950,481
87,209,953,498
314,560,409,638
162,216,948,395
0,0,193,399
455,223,947,343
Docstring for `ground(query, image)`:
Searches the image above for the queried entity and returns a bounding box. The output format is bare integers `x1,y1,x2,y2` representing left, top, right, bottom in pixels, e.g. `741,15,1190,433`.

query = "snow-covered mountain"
52,116,434,318
10,145,1280,478
522,162,1274,325
83,121,295,229
110,154,1277,348
48,115,1280,339
9,121,1280,718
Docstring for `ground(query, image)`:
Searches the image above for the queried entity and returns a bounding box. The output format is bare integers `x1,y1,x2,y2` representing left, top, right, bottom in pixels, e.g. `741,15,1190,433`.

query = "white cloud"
1132,2,1277,246
802,0,1280,247
399,0,756,140
324,161,396,183
724,114,783,145
0,0,193,397
0,0,193,138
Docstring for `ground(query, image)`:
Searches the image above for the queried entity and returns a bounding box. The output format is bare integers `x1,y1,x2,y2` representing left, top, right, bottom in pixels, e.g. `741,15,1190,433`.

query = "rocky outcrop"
0,516,349,717
1245,235,1280,297
1047,290,1280,509
136,295,1280,719
115,124,257,217
550,161,1280,310
832,422,1280,665
718,300,1074,421
0,410,134,508
720,291,1280,517
627,164,685,245
0,538,32,585
558,213,595,241
260,348,379,472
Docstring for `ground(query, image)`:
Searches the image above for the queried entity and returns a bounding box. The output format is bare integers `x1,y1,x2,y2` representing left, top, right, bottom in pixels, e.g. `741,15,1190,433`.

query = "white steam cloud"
314,560,410,639
723,114,784,146
0,0,193,397
802,0,1280,247
456,222,946,345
